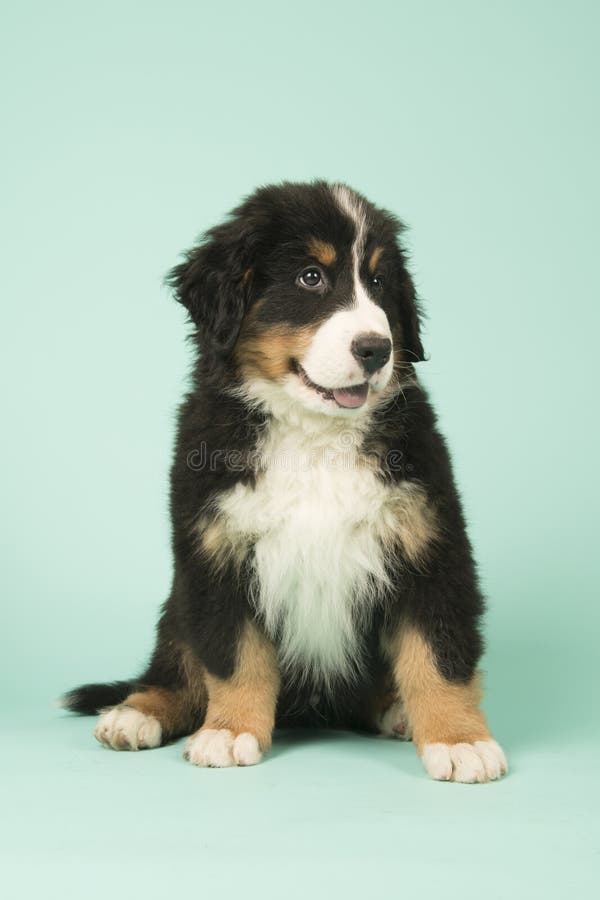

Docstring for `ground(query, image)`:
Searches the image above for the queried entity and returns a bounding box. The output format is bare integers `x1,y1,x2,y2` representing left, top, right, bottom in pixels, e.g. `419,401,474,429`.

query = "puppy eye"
370,274,384,290
298,267,323,289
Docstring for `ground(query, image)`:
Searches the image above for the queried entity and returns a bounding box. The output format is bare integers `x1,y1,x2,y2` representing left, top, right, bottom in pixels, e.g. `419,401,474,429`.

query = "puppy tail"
60,680,134,715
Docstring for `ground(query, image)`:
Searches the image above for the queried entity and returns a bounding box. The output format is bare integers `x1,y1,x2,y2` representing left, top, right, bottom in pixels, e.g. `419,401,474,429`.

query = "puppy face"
169,182,423,418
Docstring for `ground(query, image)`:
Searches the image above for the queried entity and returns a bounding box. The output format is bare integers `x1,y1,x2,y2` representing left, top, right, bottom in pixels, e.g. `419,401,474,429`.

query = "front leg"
184,619,280,768
173,510,280,769
388,622,507,782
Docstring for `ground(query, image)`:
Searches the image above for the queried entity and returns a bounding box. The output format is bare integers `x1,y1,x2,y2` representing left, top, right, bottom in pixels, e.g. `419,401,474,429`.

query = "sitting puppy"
63,181,507,782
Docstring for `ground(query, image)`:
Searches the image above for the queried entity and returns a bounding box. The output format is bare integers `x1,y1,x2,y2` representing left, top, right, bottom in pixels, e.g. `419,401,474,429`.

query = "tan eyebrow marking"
368,246,384,274
306,238,337,267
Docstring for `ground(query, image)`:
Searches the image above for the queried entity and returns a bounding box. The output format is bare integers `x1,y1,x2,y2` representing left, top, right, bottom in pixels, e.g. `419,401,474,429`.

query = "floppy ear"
397,267,425,363
167,217,256,355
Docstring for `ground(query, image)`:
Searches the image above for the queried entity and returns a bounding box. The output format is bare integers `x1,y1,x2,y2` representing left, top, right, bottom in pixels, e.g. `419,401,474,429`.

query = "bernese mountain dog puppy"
63,181,507,782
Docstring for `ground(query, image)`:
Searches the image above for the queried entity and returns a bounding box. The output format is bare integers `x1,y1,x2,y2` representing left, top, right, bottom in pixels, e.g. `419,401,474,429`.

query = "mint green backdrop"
2,1,598,897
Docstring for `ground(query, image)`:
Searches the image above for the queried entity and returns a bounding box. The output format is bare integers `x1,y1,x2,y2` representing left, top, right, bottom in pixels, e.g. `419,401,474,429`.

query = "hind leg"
375,696,412,740
369,679,413,740
94,684,206,751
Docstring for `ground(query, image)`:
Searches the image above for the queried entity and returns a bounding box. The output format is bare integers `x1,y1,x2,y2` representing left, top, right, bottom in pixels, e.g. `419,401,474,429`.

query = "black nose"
351,334,392,376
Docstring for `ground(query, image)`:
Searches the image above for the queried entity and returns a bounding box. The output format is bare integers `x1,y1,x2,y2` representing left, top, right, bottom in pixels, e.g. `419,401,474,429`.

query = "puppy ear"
167,217,256,355
397,268,425,363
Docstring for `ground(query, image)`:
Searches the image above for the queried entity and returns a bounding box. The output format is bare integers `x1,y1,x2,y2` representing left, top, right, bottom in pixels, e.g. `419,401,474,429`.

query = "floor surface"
2,705,598,899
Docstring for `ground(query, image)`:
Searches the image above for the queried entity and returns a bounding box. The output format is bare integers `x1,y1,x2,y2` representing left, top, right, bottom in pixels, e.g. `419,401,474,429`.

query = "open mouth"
293,362,369,409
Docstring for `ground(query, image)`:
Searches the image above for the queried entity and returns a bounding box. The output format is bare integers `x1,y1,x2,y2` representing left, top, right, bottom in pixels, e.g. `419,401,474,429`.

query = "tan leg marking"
307,238,337,267
94,645,208,751
184,621,280,767
124,685,205,739
390,626,489,749
389,626,507,782
202,621,280,748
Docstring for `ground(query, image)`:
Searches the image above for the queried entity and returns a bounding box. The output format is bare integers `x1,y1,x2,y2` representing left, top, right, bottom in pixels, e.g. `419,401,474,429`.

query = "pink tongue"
332,383,369,408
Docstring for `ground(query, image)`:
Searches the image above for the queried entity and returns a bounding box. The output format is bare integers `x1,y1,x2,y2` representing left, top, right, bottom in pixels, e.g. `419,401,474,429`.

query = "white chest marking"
214,417,410,686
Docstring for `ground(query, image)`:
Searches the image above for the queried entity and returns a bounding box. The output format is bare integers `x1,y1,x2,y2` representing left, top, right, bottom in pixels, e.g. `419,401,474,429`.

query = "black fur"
62,681,134,715
64,180,484,731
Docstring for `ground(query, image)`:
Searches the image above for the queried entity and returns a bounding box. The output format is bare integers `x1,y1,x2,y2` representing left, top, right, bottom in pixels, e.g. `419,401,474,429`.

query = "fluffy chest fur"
212,414,432,685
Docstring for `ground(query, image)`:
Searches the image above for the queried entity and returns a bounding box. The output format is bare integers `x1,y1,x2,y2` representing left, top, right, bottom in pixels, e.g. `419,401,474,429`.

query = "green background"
2,1,599,897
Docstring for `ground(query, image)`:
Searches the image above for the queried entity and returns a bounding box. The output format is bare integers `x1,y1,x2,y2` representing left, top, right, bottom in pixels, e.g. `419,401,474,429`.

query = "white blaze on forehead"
331,184,391,328
295,185,392,394
332,183,368,262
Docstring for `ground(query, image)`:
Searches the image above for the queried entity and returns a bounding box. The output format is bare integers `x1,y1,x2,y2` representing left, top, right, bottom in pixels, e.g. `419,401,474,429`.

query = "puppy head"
169,181,424,417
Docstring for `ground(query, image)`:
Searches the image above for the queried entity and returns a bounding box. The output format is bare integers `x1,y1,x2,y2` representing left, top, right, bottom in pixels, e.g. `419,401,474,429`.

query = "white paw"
94,706,162,751
421,740,507,783
183,729,263,768
232,732,263,766
377,701,412,740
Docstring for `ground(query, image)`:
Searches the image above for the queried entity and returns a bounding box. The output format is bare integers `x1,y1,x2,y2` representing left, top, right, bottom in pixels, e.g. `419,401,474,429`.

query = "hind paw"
94,705,162,751
376,700,412,740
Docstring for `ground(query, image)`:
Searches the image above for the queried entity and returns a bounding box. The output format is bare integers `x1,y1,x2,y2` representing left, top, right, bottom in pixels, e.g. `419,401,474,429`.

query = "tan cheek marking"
235,323,317,380
368,246,384,274
388,627,490,750
307,238,337,267
199,622,280,751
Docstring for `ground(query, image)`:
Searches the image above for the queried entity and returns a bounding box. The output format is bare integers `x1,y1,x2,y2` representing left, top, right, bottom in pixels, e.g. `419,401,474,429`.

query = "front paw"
421,740,507,783
183,728,263,768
